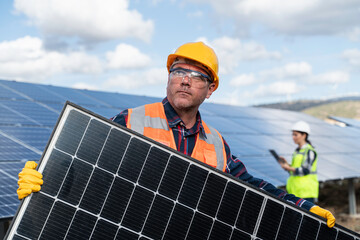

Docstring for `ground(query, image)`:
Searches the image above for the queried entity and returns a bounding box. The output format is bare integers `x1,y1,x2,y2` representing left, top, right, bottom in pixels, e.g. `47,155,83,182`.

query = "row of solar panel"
2,79,353,125
329,116,360,129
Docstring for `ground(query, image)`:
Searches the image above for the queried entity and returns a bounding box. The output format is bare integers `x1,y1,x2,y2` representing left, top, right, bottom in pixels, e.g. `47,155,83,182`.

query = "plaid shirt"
111,97,314,210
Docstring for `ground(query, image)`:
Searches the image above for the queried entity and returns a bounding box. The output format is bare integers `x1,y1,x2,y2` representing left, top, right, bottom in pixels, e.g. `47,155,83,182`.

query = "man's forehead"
171,57,211,75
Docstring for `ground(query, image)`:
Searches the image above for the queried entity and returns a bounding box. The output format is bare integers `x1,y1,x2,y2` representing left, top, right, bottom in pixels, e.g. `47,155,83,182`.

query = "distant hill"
303,100,360,120
255,96,360,112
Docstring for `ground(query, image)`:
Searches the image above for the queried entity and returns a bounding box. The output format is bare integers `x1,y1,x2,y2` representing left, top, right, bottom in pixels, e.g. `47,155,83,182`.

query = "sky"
0,0,360,106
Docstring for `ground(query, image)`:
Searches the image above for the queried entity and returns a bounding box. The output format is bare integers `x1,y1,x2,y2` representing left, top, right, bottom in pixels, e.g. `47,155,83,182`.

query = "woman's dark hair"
295,131,314,148
304,132,314,148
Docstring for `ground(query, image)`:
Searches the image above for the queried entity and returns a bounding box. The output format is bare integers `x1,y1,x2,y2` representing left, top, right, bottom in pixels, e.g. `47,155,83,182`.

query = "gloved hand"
17,161,43,200
310,205,336,228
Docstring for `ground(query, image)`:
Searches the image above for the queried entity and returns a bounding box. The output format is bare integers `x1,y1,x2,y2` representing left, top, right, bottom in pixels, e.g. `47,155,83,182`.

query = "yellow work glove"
310,205,336,228
17,161,43,200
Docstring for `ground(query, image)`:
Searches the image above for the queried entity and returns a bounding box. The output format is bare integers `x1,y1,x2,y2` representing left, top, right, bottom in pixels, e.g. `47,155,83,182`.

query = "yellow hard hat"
167,42,219,91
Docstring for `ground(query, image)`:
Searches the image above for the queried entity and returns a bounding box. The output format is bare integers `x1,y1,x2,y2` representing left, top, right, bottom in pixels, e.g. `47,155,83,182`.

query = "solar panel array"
329,116,360,129
1,79,360,221
5,103,360,240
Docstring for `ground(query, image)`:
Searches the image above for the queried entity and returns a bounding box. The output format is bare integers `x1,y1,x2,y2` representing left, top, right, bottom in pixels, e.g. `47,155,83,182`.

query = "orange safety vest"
127,102,227,172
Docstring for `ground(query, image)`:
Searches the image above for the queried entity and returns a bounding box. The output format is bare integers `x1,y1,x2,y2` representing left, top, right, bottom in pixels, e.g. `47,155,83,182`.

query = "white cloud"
71,82,99,91
106,44,151,69
0,36,102,81
246,81,302,98
199,36,282,74
260,62,312,79
342,48,360,67
14,0,154,43
229,62,348,94
104,67,167,90
230,74,257,87
63,52,103,74
188,11,203,18
200,0,360,37
345,27,360,42
307,71,349,84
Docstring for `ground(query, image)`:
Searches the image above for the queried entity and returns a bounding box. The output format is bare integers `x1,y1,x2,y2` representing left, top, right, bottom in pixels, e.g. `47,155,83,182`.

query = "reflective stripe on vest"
290,145,317,175
127,102,227,172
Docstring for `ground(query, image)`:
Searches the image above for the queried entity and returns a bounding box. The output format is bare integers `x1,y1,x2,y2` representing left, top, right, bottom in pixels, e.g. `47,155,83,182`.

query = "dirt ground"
317,180,360,233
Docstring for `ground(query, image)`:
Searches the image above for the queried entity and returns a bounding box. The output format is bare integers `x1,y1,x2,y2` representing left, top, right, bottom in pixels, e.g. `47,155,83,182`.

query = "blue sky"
0,0,359,106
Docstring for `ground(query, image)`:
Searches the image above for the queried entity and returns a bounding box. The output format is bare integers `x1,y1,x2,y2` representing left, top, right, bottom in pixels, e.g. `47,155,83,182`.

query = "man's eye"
191,73,205,82
174,70,186,76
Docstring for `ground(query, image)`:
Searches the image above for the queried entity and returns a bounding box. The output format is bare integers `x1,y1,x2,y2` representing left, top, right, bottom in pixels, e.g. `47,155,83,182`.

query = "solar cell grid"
4,100,59,126
0,102,41,126
0,134,41,161
0,80,65,103
41,85,105,107
5,103,360,240
0,126,52,152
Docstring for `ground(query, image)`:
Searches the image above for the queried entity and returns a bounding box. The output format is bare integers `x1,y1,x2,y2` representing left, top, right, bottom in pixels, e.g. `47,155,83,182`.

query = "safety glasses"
169,67,212,88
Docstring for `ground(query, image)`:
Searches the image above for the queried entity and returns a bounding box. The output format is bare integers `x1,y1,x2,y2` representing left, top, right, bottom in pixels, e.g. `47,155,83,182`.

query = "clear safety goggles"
169,67,212,88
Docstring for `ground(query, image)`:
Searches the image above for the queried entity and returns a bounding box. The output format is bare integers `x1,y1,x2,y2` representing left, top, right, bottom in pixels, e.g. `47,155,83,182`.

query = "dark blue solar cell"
0,134,41,161
163,204,194,240
55,109,90,155
0,81,27,100
138,146,170,191
39,201,76,240
4,100,60,126
97,128,131,174
197,173,227,217
76,119,111,164
115,228,139,240
43,85,107,107
66,210,97,240
0,126,52,152
297,215,320,240
186,212,213,239
17,193,55,239
0,80,65,103
81,89,162,109
118,137,151,182
100,177,135,223
236,190,264,234
178,164,209,209
257,199,285,239
0,102,41,125
142,195,174,239
121,186,155,232
41,149,73,196
91,219,118,239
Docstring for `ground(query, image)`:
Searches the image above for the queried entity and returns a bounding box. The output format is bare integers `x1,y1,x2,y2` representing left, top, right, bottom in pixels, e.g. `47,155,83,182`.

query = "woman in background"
279,121,319,203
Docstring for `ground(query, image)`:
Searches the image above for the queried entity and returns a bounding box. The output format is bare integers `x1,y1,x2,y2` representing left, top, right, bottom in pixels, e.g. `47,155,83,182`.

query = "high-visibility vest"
286,144,319,198
127,102,227,172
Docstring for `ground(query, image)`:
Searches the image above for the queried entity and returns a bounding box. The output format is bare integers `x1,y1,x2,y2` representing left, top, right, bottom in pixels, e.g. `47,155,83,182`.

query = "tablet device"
269,149,285,164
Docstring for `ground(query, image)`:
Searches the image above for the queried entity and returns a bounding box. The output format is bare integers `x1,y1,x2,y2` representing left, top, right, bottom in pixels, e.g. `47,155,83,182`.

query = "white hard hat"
292,121,311,135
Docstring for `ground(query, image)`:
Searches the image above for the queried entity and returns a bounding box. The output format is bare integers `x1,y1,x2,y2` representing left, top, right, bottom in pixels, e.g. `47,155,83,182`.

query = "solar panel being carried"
5,103,360,240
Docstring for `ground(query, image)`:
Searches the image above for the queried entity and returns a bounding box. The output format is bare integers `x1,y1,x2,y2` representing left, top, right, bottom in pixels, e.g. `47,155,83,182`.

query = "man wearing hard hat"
17,42,335,228
279,121,319,203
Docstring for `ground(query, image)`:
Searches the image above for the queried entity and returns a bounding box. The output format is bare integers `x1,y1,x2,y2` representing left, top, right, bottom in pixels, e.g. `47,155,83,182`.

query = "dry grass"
318,180,360,233
302,100,360,120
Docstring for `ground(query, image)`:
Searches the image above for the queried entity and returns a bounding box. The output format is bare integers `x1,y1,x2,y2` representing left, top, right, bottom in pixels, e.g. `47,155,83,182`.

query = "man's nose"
181,75,191,85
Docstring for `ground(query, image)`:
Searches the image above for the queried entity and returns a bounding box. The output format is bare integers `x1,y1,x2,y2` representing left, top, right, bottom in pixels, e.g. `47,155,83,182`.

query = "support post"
0,221,5,240
348,178,357,215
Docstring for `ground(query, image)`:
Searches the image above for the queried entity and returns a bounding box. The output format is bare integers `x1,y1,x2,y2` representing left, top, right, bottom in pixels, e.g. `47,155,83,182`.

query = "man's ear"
206,83,216,99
